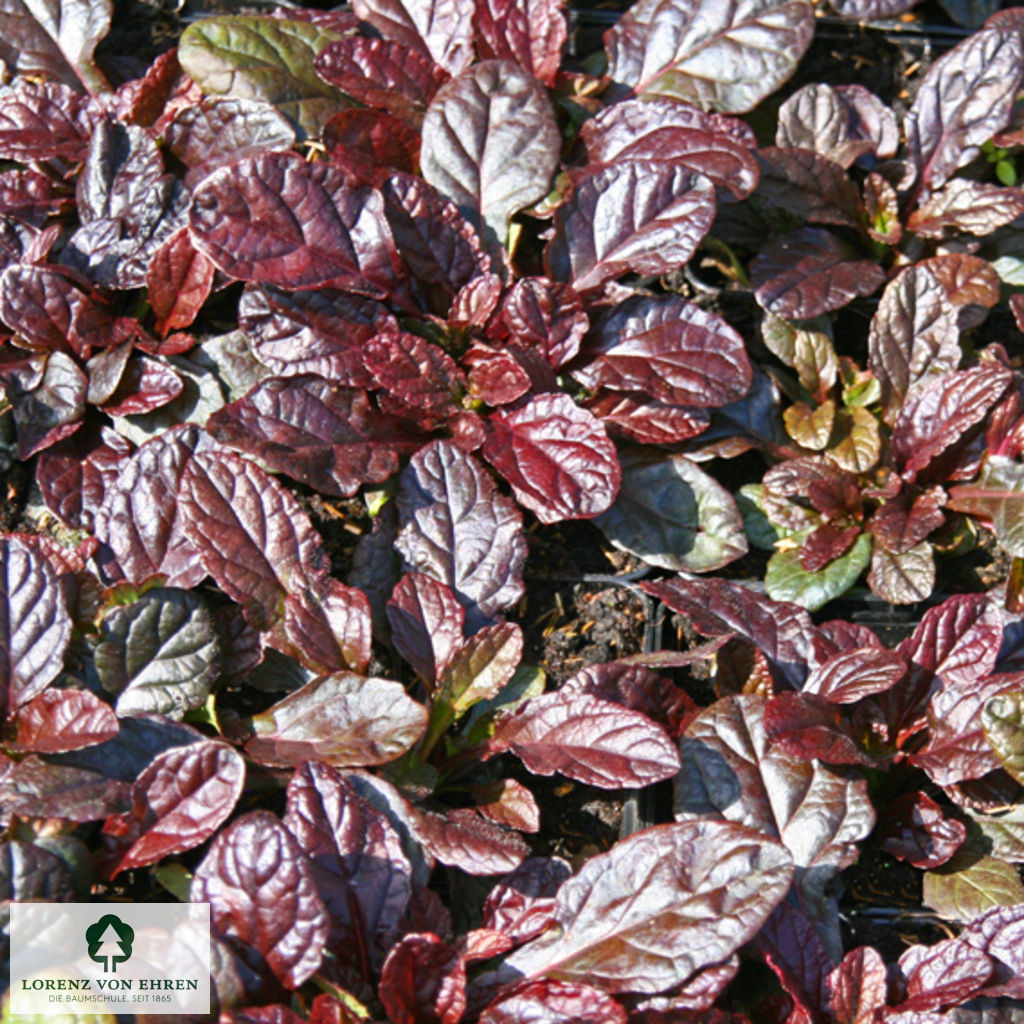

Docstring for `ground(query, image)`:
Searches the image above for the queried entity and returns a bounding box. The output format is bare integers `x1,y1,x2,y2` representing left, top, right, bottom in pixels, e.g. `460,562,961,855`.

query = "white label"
10,902,211,1015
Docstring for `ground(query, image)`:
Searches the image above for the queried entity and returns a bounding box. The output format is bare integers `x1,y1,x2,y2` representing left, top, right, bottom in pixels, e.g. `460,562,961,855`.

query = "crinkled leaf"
595,449,747,573
587,391,709,446
472,777,539,833
496,277,586,369
920,253,1000,331
178,448,330,629
765,532,872,612
314,36,446,125
827,947,888,1024
909,180,1024,238
491,691,681,788
870,486,947,555
146,227,216,336
1,754,128,821
0,81,100,161
278,580,372,676
923,854,1024,924
379,933,466,1024
480,980,626,1024
481,394,620,523
189,152,400,295
178,15,351,137
575,295,750,411
247,673,428,768
867,265,963,419
350,0,473,75
420,60,559,242
238,284,394,386
605,0,814,114
104,740,245,875
752,227,885,319
547,161,715,292
763,692,873,766
893,366,1012,483
387,572,465,684
482,855,571,943
208,376,417,498
323,107,419,180
676,695,875,904
365,331,464,426
93,587,219,719
762,314,838,401
395,440,526,629
473,0,566,85
894,937,993,1013
578,97,759,199
906,25,1024,193
0,0,111,92
867,542,935,605
756,146,863,227
982,691,1024,784
191,810,329,988
283,762,412,969
0,535,72,719
878,791,967,869
804,646,906,703
0,168,71,225
12,688,118,753
439,622,522,716
408,806,529,874
641,577,815,689
501,820,793,993
949,456,1024,558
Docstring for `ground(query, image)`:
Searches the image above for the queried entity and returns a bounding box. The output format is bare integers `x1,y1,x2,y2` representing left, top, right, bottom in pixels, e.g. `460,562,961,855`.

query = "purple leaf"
869,486,947,555
491,691,681,788
93,424,210,588
579,97,759,199
878,791,967,869
314,37,447,125
323,108,420,181
208,376,417,498
546,161,715,292
164,97,297,181
830,0,917,15
145,227,216,336
501,820,793,993
366,331,465,427
586,391,710,446
574,295,750,408
909,180,1024,238
283,762,412,971
482,856,571,943
178,15,352,138
676,696,875,907
906,25,1024,194
247,673,428,768
103,740,245,875
894,937,993,1012
826,947,888,1024
93,587,220,719
473,0,567,85
396,440,527,629
191,810,329,989
11,688,118,753
948,457,1024,559
0,0,111,92
238,284,395,386
756,147,863,227
480,980,627,1024
920,252,1001,330
481,394,620,523
751,227,885,319
0,168,72,226
350,0,473,75
763,692,874,766
892,365,1013,483
604,0,814,113
379,933,467,1024
0,535,72,720
178,448,331,629
803,646,906,703
189,152,401,296
421,60,559,241
595,449,747,573
776,83,896,167
0,82,101,161
867,264,962,418
278,580,372,676
387,572,465,684
438,621,522,716
867,543,936,606
495,277,586,369
641,577,816,690
409,806,529,874
1,754,128,821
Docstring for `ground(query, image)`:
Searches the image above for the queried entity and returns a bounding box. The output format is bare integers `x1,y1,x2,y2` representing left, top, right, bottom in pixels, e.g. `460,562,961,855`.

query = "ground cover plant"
2,0,1024,1020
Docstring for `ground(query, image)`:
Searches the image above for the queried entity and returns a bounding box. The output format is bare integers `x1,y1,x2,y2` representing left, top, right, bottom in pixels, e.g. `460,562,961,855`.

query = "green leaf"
948,456,1024,558
179,16,352,138
93,588,220,719
596,450,748,573
765,531,871,611
982,690,1024,783
967,806,1024,863
737,483,791,551
462,662,545,743
923,852,1024,923
439,622,523,718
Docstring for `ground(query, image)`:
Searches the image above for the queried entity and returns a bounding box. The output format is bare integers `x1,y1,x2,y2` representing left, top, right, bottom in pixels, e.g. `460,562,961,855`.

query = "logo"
85,914,135,973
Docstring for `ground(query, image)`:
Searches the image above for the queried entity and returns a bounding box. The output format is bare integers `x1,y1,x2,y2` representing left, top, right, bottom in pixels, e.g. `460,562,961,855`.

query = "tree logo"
85,914,134,973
